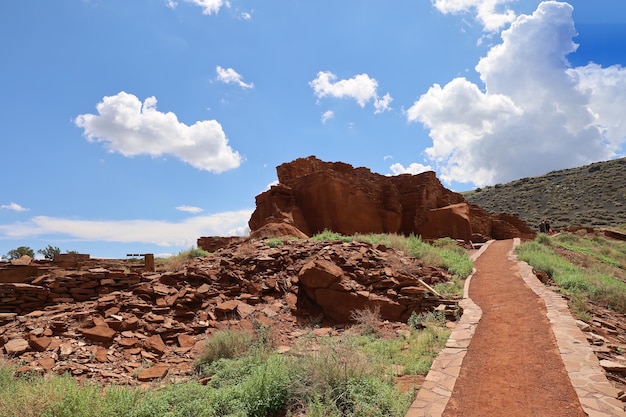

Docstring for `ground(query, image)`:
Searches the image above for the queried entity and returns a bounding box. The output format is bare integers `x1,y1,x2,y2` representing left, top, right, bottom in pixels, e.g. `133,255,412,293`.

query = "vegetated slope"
516,231,626,394
463,157,626,231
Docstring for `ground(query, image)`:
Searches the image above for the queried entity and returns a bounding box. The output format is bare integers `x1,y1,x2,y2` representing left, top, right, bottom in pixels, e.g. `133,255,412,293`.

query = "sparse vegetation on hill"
463,157,626,230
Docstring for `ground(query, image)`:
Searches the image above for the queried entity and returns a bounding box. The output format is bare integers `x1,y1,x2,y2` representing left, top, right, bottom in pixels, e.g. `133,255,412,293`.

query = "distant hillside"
462,158,626,232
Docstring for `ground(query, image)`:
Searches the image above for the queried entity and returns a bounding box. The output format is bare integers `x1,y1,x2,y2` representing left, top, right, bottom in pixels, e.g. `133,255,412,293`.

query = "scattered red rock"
0,238,458,385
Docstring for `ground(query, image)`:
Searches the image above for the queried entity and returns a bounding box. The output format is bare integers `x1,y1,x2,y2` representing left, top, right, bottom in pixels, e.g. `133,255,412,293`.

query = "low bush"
195,329,253,369
350,305,382,336
310,229,354,242
263,238,284,248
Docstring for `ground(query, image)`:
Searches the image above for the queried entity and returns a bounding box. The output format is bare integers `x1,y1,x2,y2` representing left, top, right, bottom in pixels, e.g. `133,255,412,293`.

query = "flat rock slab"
4,338,29,355
137,363,169,381
81,325,116,343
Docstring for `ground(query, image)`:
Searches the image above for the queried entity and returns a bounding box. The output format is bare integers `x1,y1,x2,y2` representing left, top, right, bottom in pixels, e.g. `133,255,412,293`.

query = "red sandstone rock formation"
249,156,535,242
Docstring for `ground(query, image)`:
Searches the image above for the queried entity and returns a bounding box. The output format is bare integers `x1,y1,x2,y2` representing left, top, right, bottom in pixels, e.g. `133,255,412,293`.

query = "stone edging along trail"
405,239,626,417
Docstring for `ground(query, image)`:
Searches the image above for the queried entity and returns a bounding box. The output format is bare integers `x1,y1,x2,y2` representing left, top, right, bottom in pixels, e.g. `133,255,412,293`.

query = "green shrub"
239,355,293,416
182,246,210,259
263,238,284,248
536,233,551,245
350,305,382,336
196,329,253,369
310,229,354,242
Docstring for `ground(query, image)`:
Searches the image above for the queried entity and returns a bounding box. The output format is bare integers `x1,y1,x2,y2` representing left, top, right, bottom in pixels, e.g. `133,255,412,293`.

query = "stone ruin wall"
0,255,152,315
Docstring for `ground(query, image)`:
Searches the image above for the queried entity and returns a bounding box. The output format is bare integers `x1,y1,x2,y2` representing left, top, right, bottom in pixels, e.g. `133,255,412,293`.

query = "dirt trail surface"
442,239,586,416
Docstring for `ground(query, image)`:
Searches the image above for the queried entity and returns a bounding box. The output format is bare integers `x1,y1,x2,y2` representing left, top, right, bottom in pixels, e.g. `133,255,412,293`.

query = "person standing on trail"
539,220,546,233
545,219,551,234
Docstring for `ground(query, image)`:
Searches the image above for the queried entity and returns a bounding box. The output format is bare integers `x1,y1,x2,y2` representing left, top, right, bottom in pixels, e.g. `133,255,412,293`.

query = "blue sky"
1,0,625,259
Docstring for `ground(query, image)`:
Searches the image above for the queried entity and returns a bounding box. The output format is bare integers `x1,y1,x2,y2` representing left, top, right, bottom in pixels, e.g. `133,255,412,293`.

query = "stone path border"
405,239,626,417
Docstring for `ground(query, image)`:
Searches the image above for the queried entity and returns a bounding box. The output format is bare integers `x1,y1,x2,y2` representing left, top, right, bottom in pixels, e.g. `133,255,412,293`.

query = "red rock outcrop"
249,156,535,241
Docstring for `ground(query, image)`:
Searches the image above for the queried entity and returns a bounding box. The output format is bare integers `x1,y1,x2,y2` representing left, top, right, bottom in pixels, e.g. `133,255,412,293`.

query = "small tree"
4,246,35,260
38,245,61,260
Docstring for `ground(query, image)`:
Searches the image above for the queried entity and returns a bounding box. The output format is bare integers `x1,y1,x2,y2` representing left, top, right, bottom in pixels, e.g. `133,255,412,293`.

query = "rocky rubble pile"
0,239,459,385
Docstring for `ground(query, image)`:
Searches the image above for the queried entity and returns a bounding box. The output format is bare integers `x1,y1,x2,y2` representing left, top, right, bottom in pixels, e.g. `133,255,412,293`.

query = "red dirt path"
442,239,586,417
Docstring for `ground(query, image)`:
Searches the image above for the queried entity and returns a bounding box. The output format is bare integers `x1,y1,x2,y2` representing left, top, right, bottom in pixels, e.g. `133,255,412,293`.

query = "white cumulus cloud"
0,210,253,247
407,1,625,187
75,91,242,173
432,0,517,32
374,93,393,114
570,63,626,146
1,202,29,212
216,66,254,89
389,162,433,176
321,110,334,124
186,0,229,15
309,71,392,113
176,205,204,214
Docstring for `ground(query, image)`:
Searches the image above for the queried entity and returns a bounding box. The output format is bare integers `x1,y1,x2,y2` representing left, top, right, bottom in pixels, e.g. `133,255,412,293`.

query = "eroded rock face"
249,156,535,241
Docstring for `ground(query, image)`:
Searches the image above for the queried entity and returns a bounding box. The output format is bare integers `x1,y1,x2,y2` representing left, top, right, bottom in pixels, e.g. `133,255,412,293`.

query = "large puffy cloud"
571,63,626,146
408,1,625,187
0,210,252,247
432,0,517,32
310,71,393,113
75,92,242,173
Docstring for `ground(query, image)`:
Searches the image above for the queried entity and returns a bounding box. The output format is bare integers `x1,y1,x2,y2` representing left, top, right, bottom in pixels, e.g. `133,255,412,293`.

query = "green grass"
195,329,253,366
515,233,626,317
0,317,450,417
262,237,284,247
309,229,355,243
156,246,211,271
